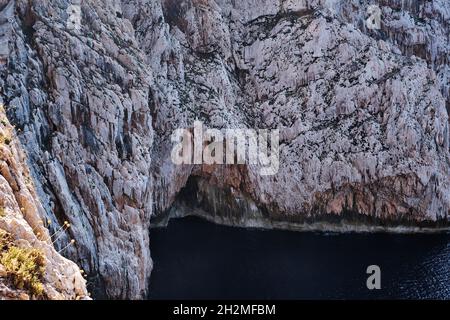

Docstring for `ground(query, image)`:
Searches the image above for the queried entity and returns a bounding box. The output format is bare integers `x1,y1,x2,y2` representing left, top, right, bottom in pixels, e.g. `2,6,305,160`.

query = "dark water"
148,216,450,299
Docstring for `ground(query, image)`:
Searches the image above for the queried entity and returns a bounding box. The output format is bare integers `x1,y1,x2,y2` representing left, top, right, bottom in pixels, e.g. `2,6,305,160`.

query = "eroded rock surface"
0,0,449,299
0,105,88,300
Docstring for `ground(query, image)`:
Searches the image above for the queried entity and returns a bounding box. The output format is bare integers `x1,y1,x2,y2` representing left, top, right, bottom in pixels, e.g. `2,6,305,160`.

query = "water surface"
149,216,450,299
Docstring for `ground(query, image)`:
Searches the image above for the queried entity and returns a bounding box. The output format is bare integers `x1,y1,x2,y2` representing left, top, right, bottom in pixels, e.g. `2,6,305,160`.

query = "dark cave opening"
152,175,450,232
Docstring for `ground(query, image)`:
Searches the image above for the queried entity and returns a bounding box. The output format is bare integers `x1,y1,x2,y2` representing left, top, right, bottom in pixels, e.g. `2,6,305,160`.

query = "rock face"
0,0,449,299
0,105,88,299
1,0,154,299
338,0,449,113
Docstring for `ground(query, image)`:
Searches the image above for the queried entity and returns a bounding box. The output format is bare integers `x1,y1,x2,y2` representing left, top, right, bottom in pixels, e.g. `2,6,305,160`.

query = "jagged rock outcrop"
1,0,153,299
0,0,449,299
336,0,449,113
0,105,88,299
144,0,450,225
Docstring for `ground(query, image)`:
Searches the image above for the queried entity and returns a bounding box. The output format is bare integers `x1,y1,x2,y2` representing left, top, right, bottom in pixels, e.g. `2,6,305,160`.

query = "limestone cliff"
0,0,449,299
0,105,87,299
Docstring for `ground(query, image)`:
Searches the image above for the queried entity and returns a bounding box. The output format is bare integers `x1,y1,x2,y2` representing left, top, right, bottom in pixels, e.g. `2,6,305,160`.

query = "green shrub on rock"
0,245,46,297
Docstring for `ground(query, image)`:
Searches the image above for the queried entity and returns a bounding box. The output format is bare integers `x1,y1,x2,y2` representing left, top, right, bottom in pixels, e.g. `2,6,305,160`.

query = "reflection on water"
149,216,450,299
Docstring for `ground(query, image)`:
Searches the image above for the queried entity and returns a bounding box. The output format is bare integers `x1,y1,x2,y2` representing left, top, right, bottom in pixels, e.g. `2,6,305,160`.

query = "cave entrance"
150,175,269,229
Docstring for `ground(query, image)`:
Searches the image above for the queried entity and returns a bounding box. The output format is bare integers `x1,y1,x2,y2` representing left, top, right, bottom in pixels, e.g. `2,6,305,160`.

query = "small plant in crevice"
0,132,12,146
0,228,46,298
31,220,44,235
41,220,76,254
0,206,5,218
24,175,34,189
49,221,71,244
32,219,75,255
0,110,14,146
58,239,76,254
0,246,46,297
0,229,13,250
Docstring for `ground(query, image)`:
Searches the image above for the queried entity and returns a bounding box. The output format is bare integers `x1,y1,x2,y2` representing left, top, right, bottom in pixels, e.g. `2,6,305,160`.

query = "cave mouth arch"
151,176,450,233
